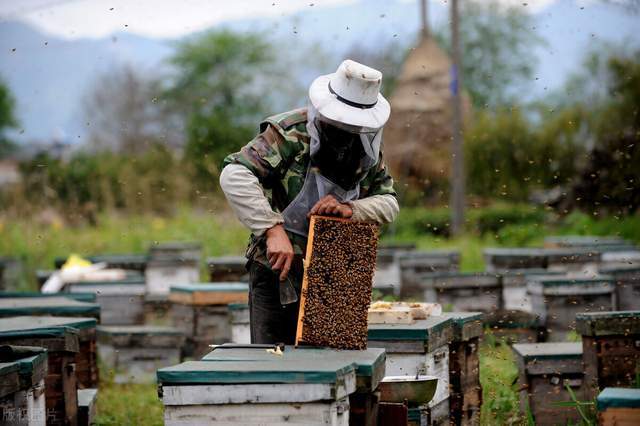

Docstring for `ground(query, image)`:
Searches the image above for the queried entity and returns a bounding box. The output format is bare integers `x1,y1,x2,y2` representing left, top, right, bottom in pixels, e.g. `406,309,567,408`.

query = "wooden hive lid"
0,345,48,389
576,310,640,336
169,282,248,306
512,342,582,361
97,325,185,348
0,316,80,352
416,271,500,288
157,359,356,386
597,388,640,411
0,292,97,303
441,312,484,341
0,297,100,317
368,316,452,351
207,256,246,268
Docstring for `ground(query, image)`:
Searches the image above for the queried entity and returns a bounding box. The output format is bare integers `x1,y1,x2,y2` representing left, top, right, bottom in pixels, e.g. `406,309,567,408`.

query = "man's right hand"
265,224,294,281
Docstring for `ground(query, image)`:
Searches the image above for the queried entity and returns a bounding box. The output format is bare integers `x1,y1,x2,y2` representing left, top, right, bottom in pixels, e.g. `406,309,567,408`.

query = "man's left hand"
308,195,353,218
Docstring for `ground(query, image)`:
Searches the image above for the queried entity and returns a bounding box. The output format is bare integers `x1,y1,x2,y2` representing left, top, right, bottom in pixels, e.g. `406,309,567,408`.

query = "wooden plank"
600,408,640,426
169,291,248,306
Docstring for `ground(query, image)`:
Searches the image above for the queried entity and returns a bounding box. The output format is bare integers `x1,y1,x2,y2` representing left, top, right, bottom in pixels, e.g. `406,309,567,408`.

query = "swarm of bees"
299,217,379,350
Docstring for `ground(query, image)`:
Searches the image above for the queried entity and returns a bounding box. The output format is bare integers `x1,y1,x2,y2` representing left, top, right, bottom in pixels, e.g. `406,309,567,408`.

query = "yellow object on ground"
61,254,93,270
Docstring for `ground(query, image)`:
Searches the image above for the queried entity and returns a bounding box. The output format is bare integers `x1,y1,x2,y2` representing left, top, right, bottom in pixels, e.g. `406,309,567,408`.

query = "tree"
166,30,282,186
435,0,543,109
83,65,182,154
0,78,17,158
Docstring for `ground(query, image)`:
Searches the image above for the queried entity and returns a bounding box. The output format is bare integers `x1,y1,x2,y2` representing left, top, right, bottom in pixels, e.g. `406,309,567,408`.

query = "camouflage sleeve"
222,125,287,186
359,151,397,198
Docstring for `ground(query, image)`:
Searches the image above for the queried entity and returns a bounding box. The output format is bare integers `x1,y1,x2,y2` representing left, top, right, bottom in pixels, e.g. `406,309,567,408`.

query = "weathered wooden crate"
484,309,543,344
97,325,184,383
65,277,146,325
597,387,640,426
0,318,80,426
368,316,453,419
528,275,616,341
157,359,356,425
170,283,249,357
0,296,100,321
599,265,640,311
0,346,47,426
499,269,564,312
227,303,249,344
202,345,386,426
143,293,172,326
576,311,640,401
484,248,547,272
207,256,249,282
12,316,99,389
77,388,97,426
145,258,200,295
442,312,483,426
402,272,502,312
512,342,585,426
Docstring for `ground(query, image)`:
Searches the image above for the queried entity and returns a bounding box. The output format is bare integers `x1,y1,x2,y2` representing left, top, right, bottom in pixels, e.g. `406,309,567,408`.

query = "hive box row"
512,310,640,425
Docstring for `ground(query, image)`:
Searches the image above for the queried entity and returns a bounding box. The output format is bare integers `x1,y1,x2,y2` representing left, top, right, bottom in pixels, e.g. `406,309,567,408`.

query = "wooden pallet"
295,216,379,349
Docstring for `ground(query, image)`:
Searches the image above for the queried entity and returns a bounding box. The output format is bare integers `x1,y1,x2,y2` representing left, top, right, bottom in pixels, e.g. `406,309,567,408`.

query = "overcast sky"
0,0,565,39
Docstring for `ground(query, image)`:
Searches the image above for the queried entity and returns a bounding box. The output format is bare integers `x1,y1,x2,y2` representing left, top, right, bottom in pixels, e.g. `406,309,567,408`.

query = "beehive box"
0,318,79,426
597,387,640,426
0,291,97,303
0,257,23,291
157,359,356,425
545,247,602,271
528,274,616,341
65,276,146,325
77,388,98,426
97,325,184,383
202,345,386,426
484,309,544,344
368,316,453,421
442,312,483,426
54,254,148,272
12,316,99,389
296,216,379,350
0,296,100,320
483,248,548,272
544,235,634,251
601,250,640,268
227,303,249,344
599,265,640,311
0,346,47,426
143,293,172,326
170,283,249,358
207,256,249,282
576,311,640,401
512,342,585,426
146,242,202,295
401,272,502,312
499,269,565,312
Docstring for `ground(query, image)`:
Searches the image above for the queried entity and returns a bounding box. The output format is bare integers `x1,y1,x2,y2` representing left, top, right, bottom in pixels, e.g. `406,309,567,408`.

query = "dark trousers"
248,257,304,344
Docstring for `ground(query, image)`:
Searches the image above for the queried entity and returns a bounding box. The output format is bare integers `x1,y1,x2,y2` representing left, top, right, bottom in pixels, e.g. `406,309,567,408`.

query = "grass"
95,382,162,426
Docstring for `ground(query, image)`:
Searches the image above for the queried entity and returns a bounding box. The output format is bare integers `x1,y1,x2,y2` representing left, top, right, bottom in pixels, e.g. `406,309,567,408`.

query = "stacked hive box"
499,269,564,312
484,248,547,273
146,242,201,295
401,272,502,313
0,296,100,320
169,283,248,358
544,235,635,251
207,256,249,282
544,247,602,272
601,251,640,268
599,265,640,311
442,312,483,426
484,309,543,344
65,276,146,325
597,387,640,425
158,359,357,425
202,345,386,426
373,244,417,296
97,325,184,383
527,275,616,341
398,251,460,297
368,316,453,426
0,346,47,426
512,343,586,425
0,317,80,426
227,303,249,344
143,293,172,326
576,311,640,401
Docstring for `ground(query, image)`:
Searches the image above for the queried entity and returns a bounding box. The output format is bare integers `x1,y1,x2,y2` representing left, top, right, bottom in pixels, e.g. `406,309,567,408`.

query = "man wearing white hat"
220,60,399,344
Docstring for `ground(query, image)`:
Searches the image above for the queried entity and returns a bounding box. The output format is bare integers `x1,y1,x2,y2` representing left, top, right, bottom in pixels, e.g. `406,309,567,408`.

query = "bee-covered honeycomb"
297,216,379,350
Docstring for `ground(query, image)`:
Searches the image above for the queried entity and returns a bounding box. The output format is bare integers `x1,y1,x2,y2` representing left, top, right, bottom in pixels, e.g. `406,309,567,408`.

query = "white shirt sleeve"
348,194,399,224
219,164,284,236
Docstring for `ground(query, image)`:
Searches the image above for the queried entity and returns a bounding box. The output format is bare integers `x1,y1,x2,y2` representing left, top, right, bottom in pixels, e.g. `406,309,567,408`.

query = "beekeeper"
220,60,399,344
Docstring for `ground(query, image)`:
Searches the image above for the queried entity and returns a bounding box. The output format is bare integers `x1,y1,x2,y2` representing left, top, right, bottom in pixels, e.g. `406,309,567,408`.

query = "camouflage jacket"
222,107,397,265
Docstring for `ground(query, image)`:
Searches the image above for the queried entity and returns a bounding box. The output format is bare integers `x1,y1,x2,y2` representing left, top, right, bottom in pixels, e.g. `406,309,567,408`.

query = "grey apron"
282,166,360,237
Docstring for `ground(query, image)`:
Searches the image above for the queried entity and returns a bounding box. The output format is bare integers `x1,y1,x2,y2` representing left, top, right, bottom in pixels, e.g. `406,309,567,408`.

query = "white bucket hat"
308,59,391,131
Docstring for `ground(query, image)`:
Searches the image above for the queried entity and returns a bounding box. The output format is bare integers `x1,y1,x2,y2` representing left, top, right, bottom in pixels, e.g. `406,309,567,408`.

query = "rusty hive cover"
296,216,379,350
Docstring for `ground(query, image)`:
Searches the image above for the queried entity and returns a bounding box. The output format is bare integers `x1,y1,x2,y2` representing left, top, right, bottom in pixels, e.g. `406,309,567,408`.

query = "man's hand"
265,224,294,281
308,195,353,218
